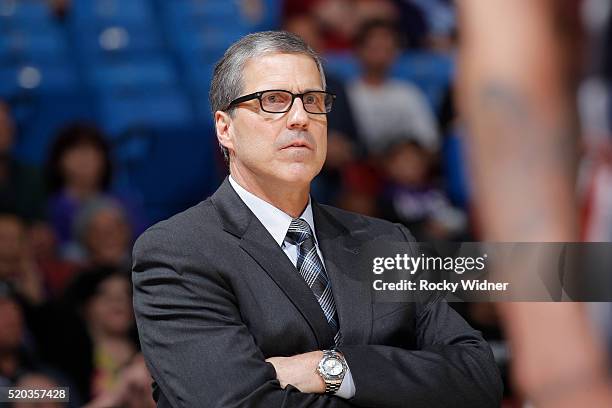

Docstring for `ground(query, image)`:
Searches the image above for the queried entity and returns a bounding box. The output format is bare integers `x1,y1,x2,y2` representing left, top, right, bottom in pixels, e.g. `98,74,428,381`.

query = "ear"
215,110,234,152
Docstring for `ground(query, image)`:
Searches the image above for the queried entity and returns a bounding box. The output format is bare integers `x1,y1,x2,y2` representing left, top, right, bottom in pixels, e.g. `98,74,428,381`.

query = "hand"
84,354,156,408
266,350,326,394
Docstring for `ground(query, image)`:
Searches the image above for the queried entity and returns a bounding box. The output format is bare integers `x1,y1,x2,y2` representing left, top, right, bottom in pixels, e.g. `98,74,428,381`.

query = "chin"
280,164,320,184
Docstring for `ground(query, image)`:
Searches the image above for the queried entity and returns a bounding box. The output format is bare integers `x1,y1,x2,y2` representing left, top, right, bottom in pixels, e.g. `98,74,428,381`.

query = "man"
132,31,502,408
346,20,439,154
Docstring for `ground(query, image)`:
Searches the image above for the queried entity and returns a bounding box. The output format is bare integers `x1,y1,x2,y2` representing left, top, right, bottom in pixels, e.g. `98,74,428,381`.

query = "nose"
286,96,309,130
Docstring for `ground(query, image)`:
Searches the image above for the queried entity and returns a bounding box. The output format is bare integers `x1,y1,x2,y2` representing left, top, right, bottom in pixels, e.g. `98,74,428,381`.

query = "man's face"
217,53,328,187
359,27,398,74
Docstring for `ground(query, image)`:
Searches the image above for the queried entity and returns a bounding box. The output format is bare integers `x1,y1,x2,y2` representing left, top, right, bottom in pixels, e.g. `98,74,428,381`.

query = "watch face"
323,358,344,376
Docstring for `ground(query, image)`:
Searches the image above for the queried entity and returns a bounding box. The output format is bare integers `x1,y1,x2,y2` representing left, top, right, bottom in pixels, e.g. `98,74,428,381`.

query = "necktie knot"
285,218,313,246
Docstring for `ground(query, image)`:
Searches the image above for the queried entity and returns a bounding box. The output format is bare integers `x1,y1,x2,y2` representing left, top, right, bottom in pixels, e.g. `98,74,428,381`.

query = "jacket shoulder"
317,203,413,241
133,199,219,250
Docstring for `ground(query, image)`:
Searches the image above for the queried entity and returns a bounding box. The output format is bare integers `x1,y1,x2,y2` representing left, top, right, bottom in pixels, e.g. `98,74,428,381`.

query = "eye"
263,92,290,104
304,94,317,105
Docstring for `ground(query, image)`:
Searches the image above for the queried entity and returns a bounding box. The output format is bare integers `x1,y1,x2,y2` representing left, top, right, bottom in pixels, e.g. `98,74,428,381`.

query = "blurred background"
0,0,610,407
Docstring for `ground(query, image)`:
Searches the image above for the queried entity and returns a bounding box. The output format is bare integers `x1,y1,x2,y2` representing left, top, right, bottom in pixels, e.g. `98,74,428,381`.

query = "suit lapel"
313,202,373,346
211,178,335,348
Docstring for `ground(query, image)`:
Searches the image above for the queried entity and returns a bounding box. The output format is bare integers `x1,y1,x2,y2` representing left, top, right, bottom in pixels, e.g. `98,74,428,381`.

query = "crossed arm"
132,226,502,408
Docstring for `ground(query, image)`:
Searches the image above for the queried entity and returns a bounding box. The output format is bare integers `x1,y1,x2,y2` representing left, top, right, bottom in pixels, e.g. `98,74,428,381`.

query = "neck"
362,71,387,86
230,168,310,219
66,184,97,201
89,326,124,345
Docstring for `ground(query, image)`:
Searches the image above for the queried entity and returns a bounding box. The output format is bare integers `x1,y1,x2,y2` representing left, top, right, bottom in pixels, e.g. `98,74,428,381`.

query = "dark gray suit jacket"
132,178,502,408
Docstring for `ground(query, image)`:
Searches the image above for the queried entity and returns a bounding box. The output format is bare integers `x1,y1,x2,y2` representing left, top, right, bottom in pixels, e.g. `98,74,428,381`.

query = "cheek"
233,123,279,162
86,300,104,322
312,123,328,161
60,155,77,175
88,154,104,174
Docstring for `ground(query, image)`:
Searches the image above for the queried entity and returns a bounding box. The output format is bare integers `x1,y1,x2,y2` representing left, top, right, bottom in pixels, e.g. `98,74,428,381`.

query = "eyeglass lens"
260,91,332,113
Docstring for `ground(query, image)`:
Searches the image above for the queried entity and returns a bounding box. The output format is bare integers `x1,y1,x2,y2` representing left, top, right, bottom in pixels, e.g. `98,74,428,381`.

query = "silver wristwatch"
317,350,347,394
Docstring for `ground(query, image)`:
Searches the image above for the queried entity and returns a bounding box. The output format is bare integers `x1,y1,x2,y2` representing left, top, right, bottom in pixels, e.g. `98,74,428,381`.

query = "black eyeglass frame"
224,89,337,114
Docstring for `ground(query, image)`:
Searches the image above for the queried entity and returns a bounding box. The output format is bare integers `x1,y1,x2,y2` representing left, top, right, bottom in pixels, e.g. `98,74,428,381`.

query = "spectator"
71,197,133,268
347,19,440,153
0,101,46,222
284,0,398,51
395,0,456,51
0,283,39,386
28,220,79,299
45,123,145,254
13,372,66,408
0,214,44,304
0,281,82,405
390,0,429,48
83,354,155,408
379,140,467,240
35,267,139,402
335,161,383,217
76,269,137,398
47,0,71,20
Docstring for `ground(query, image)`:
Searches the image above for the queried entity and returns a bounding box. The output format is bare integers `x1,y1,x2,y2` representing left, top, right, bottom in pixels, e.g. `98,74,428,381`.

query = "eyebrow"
301,88,326,93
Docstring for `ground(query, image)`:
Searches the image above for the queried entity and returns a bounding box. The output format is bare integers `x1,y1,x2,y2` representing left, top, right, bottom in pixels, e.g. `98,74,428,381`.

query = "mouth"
282,141,312,150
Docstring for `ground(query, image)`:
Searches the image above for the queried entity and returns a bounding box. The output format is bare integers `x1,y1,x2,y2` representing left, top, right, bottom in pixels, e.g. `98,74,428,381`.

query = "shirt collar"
228,175,317,247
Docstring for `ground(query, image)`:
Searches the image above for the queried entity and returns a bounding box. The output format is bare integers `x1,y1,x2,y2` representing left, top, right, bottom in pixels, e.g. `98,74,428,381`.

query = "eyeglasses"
225,89,336,114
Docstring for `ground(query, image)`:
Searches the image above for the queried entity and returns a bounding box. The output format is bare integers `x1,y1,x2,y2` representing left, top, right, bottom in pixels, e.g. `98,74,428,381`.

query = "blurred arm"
457,1,612,406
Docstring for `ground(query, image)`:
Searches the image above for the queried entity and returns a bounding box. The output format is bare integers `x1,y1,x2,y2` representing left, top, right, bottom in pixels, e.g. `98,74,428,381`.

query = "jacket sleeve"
337,225,503,408
132,226,359,408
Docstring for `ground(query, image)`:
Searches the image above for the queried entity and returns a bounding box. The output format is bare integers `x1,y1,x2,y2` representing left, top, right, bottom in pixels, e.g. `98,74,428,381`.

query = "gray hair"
209,31,327,162
73,196,129,245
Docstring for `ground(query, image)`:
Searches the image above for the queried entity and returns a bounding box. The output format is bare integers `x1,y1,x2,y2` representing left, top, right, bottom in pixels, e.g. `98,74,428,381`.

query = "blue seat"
194,93,215,124
162,0,238,25
253,0,282,31
0,0,53,26
170,22,247,50
391,51,454,111
121,126,221,223
161,0,281,31
73,23,164,62
87,56,178,90
408,77,449,113
391,51,454,83
323,51,453,111
323,52,361,81
96,86,195,136
0,26,68,62
69,0,154,26
12,91,96,164
0,61,80,98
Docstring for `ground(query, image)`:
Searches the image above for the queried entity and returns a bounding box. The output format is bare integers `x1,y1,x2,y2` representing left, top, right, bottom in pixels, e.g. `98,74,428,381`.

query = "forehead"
241,53,323,94
363,27,397,46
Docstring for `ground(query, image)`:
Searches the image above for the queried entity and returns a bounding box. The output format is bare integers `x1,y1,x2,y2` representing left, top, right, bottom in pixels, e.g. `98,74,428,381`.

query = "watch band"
324,380,342,394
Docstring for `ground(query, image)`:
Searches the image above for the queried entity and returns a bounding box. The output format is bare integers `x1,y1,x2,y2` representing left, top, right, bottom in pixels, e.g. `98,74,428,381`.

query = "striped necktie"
285,218,341,345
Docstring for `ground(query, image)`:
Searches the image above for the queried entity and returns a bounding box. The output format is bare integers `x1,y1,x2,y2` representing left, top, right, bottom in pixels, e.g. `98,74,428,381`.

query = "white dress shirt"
229,175,355,399
347,78,440,153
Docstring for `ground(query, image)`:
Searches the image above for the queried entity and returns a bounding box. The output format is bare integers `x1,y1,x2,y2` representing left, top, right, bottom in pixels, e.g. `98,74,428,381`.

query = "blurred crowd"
1,0,611,406
1,88,153,406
